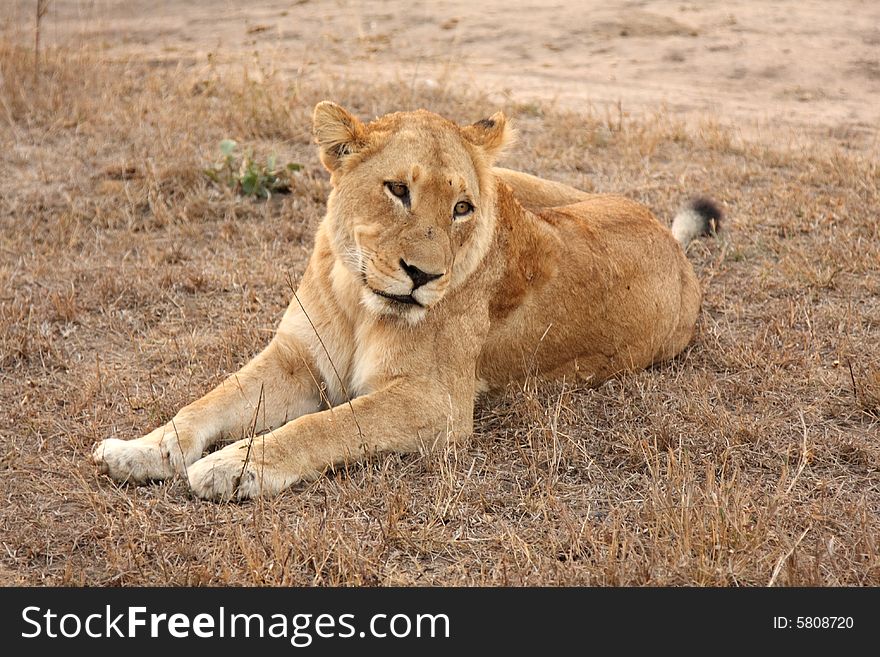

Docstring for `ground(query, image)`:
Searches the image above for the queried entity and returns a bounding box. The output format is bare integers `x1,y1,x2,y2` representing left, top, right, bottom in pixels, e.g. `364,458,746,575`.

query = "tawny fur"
93,103,708,500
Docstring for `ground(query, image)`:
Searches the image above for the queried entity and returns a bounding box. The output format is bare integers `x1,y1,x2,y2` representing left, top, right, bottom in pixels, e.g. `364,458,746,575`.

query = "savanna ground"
0,1,878,586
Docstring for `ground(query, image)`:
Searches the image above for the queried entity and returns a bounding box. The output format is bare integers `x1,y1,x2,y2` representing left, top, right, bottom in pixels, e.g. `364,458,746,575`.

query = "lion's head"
312,102,512,323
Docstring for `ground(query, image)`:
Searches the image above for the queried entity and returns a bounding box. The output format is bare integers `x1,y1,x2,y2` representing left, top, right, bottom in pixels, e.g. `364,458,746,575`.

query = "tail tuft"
689,197,723,233
671,197,722,248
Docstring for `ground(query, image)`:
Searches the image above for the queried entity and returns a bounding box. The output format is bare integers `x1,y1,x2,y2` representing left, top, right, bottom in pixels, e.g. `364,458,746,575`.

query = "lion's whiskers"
343,245,373,274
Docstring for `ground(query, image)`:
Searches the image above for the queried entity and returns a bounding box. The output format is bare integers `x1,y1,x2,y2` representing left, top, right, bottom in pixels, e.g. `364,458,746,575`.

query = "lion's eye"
385,181,409,199
453,201,474,218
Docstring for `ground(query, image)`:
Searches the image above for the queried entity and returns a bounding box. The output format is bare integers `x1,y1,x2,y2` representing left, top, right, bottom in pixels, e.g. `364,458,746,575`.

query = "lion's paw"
92,437,174,484
93,425,193,484
187,439,302,501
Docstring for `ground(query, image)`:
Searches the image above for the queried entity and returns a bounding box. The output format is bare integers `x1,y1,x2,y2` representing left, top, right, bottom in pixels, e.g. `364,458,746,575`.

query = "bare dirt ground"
0,2,878,586
6,0,880,149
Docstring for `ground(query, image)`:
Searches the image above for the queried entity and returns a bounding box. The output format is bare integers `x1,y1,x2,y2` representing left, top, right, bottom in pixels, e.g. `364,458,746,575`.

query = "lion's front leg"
187,378,474,500
93,336,323,484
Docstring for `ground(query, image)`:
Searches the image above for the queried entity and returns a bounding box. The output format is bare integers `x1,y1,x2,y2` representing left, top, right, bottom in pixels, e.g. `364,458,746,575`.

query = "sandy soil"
5,0,880,150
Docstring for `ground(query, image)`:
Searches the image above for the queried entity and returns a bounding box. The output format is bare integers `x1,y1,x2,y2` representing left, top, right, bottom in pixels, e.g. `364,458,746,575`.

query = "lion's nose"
400,259,443,289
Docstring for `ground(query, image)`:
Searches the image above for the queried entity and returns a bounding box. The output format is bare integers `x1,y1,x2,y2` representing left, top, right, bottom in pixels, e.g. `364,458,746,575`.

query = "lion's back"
477,187,701,388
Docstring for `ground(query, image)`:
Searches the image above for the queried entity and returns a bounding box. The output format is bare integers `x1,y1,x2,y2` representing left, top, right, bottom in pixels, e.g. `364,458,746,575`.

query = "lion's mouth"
372,289,423,307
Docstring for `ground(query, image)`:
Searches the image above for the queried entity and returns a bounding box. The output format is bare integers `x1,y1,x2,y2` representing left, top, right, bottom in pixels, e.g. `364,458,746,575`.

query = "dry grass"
1,39,878,586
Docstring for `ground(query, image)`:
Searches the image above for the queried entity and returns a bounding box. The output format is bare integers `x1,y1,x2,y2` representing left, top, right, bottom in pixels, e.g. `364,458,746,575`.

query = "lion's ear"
461,112,514,162
313,101,367,172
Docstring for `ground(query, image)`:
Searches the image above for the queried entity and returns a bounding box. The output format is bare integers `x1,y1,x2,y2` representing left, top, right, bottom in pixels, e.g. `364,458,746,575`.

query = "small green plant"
204,139,302,199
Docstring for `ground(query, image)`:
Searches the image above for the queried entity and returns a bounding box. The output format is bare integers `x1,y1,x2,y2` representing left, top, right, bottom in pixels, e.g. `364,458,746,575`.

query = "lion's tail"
671,197,722,249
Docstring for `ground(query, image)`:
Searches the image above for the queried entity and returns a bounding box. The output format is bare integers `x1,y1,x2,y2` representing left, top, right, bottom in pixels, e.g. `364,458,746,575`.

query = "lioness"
93,102,719,500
